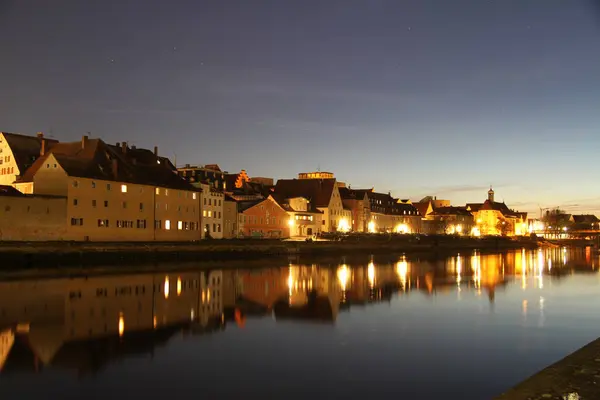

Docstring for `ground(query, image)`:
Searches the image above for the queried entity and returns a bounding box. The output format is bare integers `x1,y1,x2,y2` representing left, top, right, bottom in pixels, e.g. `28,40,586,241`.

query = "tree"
496,220,512,236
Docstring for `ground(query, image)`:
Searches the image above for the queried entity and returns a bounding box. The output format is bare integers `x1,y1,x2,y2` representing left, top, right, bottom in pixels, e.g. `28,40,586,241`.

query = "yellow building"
13,136,202,241
0,131,58,186
467,188,528,236
277,196,324,237
0,185,67,240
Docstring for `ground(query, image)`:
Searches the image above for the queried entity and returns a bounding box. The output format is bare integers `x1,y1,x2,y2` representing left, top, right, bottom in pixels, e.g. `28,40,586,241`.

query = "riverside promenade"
496,337,600,400
0,234,541,268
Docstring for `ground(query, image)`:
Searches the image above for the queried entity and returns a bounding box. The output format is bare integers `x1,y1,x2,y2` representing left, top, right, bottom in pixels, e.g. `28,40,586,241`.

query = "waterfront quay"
496,337,600,399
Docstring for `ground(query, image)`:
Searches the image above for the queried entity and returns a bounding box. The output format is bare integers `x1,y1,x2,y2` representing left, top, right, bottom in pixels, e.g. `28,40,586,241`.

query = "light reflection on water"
0,247,599,399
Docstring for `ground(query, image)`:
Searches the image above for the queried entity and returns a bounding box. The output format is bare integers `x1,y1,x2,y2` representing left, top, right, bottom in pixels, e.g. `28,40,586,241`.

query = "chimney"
36,132,44,139
40,139,46,156
112,159,118,179
121,142,127,154
153,146,158,156
82,135,88,149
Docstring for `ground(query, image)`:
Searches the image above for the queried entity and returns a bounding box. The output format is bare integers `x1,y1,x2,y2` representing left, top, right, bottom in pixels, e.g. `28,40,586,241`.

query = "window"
92,200,97,207
156,188,160,195
193,193,197,200
73,198,78,206
204,198,207,205
137,219,147,229
208,199,212,206
104,200,109,208
165,189,169,196
165,220,171,230
71,218,84,226
218,212,221,218
139,202,144,211
97,219,109,227
92,181,96,189
208,211,212,217
107,183,111,191
165,204,168,211
121,184,128,193
213,223,216,232
203,210,207,217
122,201,127,209
72,180,79,188
178,221,183,230
217,224,221,232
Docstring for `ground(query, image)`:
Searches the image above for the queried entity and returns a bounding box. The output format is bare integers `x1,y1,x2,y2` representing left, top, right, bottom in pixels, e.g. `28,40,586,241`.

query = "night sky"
1,0,600,215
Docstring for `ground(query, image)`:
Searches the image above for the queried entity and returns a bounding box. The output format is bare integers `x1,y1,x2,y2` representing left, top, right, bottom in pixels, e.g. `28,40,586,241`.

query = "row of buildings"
0,131,531,241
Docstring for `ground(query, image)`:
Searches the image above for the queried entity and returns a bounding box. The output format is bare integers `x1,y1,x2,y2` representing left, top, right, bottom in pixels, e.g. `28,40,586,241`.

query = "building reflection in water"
0,269,228,375
1,247,597,375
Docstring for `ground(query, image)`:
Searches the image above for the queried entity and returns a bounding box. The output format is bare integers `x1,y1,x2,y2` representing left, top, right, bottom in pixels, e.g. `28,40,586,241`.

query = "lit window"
165,189,169,196
208,211,212,217
156,188,160,195
165,220,171,230
193,193,197,200
203,210,207,217
121,184,127,193
178,221,183,230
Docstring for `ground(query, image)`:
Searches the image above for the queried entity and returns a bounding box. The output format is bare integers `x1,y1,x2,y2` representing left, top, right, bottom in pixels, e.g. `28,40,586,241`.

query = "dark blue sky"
1,0,600,215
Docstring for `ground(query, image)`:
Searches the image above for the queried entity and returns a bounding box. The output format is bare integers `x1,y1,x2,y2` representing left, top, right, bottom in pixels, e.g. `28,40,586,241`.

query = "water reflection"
0,270,227,375
0,247,599,386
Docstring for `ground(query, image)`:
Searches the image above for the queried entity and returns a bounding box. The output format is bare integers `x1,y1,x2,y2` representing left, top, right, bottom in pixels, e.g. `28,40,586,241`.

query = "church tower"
488,186,495,202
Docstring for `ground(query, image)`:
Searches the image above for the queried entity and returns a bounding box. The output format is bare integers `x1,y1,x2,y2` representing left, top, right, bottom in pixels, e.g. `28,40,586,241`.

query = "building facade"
0,185,67,241
13,137,202,242
199,182,225,239
0,132,58,187
238,195,291,238
467,188,527,236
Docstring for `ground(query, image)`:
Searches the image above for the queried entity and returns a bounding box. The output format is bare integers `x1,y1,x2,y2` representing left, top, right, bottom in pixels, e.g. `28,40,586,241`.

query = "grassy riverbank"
0,234,546,269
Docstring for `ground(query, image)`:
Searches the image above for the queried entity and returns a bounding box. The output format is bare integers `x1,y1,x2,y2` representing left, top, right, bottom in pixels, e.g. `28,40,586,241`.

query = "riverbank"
0,235,547,269
496,336,600,399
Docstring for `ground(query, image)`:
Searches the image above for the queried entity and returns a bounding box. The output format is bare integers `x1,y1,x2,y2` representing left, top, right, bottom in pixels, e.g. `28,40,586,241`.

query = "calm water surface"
1,247,600,399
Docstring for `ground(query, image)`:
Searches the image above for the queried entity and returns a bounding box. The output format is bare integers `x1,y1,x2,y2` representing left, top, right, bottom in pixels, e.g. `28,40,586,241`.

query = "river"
1,247,599,399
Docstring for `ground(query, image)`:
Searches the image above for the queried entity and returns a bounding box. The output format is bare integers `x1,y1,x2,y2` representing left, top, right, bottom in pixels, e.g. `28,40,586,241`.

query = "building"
273,195,324,238
339,187,370,232
274,177,351,233
571,214,600,230
428,206,475,235
0,185,67,241
466,187,527,236
0,132,58,186
298,171,335,180
199,182,225,239
413,196,451,220
177,165,226,239
237,195,291,238
178,164,227,191
223,195,238,238
13,136,202,241
339,188,421,233
223,169,272,201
